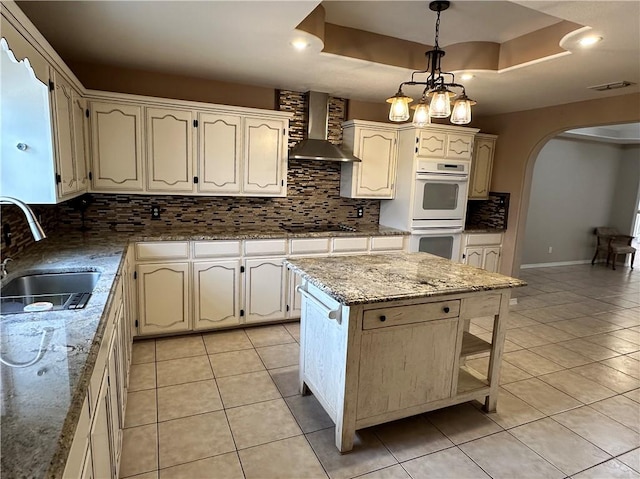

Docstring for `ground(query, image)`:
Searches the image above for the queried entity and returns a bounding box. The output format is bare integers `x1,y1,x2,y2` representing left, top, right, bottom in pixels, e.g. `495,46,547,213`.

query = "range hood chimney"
288,91,361,162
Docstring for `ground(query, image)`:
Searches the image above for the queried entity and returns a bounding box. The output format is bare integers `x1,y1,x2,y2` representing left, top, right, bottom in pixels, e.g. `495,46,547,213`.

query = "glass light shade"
412,102,431,127
428,90,451,118
450,98,472,124
387,93,412,122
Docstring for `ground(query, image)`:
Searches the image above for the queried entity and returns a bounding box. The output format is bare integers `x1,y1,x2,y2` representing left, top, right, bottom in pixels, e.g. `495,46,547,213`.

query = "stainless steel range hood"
288,91,361,162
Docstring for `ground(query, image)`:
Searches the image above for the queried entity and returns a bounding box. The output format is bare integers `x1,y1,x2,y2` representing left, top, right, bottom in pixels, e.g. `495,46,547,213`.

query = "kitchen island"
285,252,526,453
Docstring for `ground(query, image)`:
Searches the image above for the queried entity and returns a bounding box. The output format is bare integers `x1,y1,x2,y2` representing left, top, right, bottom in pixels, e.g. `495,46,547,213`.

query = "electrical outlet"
151,205,161,220
356,206,364,218
548,246,553,254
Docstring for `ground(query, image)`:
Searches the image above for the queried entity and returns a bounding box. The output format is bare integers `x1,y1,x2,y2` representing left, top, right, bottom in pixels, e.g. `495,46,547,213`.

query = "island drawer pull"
443,307,450,313
380,315,386,322
296,285,341,324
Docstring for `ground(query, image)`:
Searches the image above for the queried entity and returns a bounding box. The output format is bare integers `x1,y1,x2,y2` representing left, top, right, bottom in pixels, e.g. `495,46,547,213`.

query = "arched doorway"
520,124,640,270
474,92,640,277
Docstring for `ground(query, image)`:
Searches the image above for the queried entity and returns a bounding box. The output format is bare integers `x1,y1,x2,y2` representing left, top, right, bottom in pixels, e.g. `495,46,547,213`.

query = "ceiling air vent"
588,81,635,92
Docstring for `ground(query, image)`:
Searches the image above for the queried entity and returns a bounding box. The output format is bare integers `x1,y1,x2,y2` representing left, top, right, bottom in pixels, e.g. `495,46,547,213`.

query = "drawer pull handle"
443,307,450,313
380,315,386,322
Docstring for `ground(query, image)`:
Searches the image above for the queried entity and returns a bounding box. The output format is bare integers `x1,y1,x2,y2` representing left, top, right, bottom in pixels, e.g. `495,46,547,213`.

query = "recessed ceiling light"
291,39,310,51
460,73,475,81
578,35,602,47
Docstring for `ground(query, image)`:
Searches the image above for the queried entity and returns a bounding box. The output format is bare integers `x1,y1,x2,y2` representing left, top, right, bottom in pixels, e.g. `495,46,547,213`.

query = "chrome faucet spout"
0,196,46,241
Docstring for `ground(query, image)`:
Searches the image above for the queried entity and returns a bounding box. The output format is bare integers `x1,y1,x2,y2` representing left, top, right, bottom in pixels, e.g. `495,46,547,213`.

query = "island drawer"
363,300,460,330
136,241,190,260
290,238,331,255
193,240,242,258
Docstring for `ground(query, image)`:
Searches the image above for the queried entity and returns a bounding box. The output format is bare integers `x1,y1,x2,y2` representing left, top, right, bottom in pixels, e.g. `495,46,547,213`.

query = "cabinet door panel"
483,247,501,273
146,108,193,192
464,247,484,268
244,258,286,322
193,260,242,330
198,112,242,194
417,131,446,157
446,134,474,159
137,263,190,335
355,130,396,198
243,118,285,195
90,370,113,479
53,72,77,197
357,319,458,419
469,137,494,199
90,102,143,191
72,92,89,192
288,271,302,319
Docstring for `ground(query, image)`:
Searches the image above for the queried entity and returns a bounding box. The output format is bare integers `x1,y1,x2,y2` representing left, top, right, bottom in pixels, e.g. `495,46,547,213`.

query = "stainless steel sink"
1,271,101,314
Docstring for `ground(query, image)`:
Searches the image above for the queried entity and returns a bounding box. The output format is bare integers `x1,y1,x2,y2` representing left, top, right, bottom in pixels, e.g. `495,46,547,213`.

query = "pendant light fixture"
386,0,476,126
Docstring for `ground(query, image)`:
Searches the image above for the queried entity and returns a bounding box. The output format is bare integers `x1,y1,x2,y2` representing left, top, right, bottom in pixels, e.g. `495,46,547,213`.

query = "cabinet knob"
380,315,386,322
443,307,450,313
16,143,28,151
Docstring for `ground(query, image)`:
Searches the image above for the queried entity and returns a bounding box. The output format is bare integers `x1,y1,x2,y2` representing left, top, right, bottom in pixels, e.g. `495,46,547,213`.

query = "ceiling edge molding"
295,9,584,75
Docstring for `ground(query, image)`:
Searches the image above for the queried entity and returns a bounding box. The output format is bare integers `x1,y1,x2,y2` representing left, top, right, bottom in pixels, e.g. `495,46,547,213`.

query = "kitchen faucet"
0,196,46,241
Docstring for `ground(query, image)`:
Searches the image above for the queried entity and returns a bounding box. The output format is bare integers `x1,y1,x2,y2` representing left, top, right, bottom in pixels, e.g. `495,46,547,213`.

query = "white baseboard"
509,298,518,306
520,260,592,269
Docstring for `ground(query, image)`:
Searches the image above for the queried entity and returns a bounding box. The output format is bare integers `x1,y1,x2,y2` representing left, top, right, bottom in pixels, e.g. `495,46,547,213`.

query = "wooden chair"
592,227,636,270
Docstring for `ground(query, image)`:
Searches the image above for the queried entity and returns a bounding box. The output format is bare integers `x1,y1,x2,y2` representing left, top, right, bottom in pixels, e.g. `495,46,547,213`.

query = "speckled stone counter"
285,252,526,305
0,224,407,478
463,227,506,233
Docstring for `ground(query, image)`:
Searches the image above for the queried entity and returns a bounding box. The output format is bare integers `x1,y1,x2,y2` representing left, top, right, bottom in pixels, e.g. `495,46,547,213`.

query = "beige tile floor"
120,264,640,479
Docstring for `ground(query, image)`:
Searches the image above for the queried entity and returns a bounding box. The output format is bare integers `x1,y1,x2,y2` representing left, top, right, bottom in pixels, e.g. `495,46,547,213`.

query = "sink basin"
1,271,101,314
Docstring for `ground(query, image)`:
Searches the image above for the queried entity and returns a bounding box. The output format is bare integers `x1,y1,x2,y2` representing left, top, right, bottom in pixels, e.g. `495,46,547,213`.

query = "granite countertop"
0,223,407,479
285,252,527,306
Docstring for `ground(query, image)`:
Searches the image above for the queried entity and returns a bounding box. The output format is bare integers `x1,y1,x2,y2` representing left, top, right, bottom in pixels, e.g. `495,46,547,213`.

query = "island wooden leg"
483,292,510,413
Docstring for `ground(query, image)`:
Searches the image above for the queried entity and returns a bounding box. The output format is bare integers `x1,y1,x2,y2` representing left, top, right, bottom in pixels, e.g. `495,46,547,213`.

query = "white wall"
522,138,630,265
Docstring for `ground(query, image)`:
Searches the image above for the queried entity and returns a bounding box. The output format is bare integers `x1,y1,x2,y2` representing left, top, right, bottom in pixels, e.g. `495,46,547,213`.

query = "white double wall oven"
379,124,478,261
410,159,469,260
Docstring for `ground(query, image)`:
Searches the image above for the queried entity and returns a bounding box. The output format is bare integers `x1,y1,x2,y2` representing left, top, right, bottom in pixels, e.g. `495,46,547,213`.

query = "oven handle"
411,227,464,234
415,173,468,182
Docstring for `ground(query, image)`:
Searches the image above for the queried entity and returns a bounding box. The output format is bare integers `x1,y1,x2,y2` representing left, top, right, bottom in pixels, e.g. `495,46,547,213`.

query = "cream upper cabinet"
469,133,497,199
244,258,287,323
197,112,242,194
52,71,90,199
90,101,144,191
193,260,242,330
52,71,77,198
416,127,475,160
340,120,398,199
72,92,90,193
137,262,190,335
243,117,287,196
146,107,194,192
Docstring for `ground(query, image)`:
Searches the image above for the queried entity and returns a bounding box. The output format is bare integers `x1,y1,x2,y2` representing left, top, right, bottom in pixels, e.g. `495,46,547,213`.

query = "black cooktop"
280,224,357,233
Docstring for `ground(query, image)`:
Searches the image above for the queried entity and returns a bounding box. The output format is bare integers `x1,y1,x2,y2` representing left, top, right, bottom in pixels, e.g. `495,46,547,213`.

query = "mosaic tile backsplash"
1,90,379,258
465,192,510,230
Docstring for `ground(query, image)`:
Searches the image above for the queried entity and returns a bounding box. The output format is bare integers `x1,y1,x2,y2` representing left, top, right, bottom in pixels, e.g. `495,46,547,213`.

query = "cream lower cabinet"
193,260,242,330
461,233,502,273
65,282,130,479
340,121,398,199
244,258,287,323
137,263,190,335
